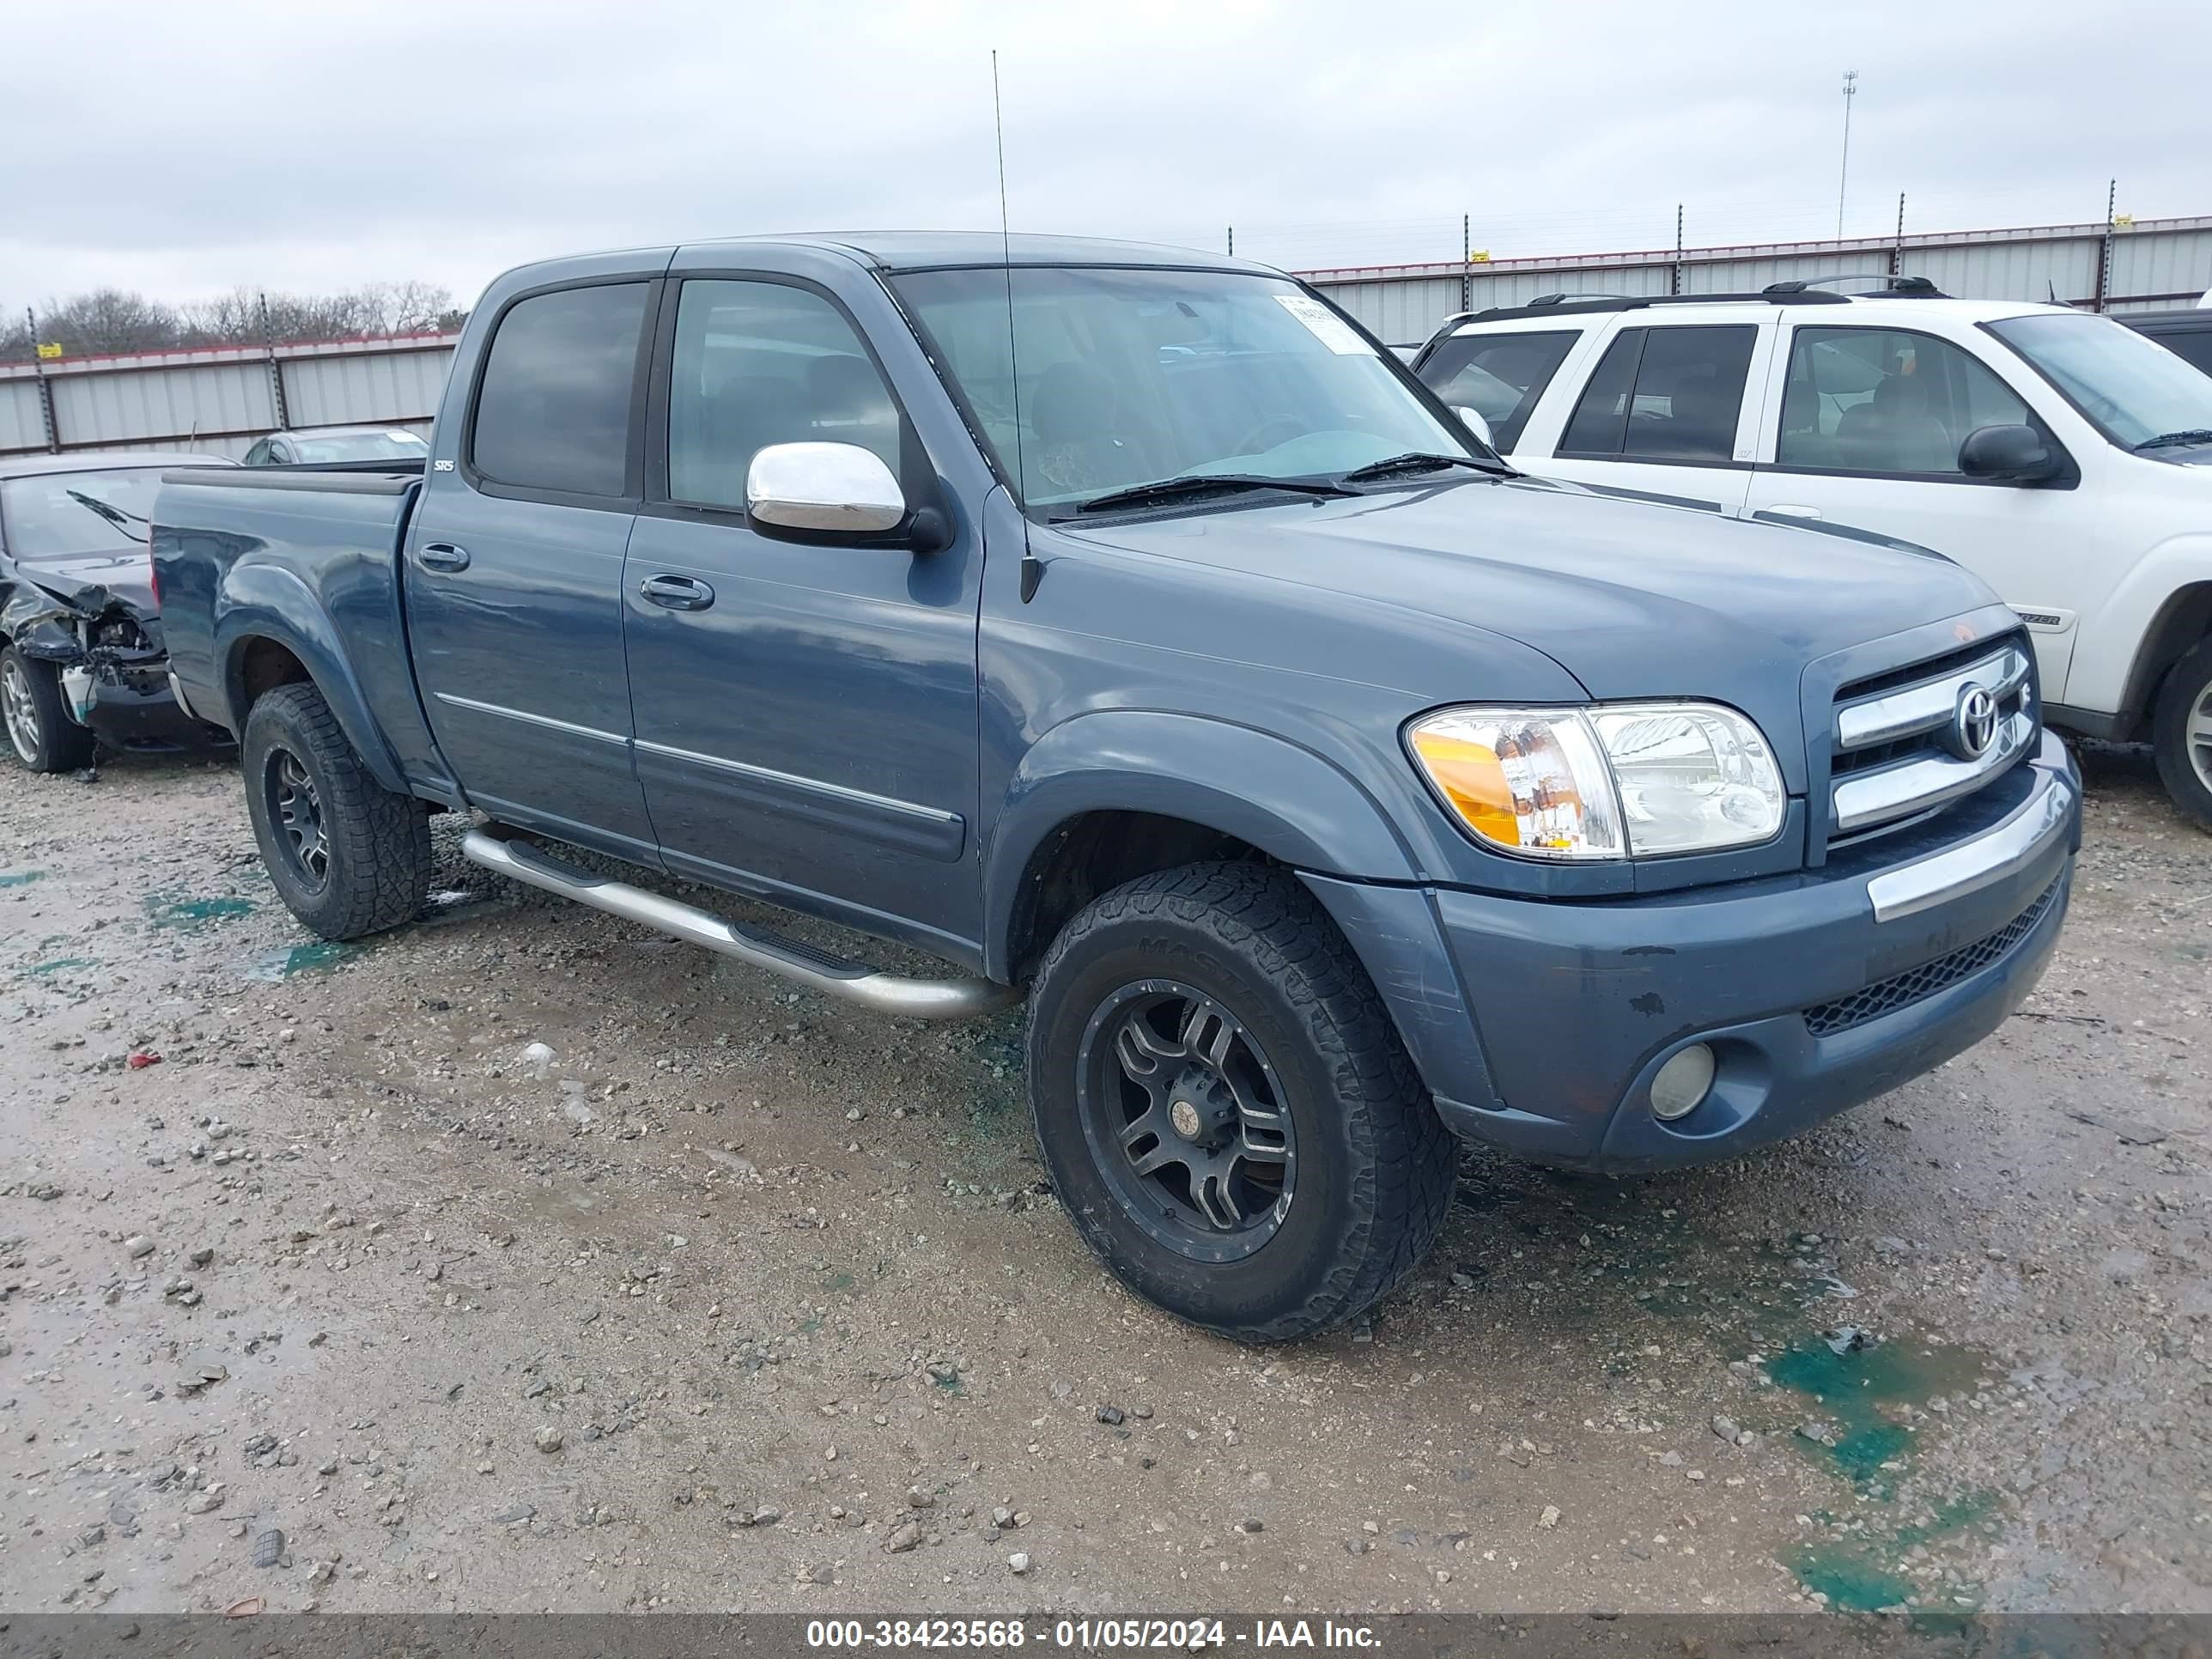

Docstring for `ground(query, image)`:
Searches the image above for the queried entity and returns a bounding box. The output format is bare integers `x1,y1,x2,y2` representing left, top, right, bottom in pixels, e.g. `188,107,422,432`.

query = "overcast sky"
5,0,2205,313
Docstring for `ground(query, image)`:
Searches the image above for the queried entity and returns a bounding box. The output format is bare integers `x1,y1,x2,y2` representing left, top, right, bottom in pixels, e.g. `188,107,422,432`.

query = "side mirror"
745,441,907,535
1454,405,1496,450
1958,423,2062,483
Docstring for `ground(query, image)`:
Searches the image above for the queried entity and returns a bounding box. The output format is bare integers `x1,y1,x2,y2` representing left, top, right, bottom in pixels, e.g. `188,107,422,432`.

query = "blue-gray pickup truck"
151,234,2080,1340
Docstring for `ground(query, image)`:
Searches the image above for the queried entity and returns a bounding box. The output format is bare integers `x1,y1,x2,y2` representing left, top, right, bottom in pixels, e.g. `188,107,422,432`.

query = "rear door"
1523,318,1774,514
404,268,663,859
621,262,986,959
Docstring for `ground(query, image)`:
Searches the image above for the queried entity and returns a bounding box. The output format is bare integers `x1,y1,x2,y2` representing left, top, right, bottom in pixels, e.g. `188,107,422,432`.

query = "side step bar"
460,828,1019,1021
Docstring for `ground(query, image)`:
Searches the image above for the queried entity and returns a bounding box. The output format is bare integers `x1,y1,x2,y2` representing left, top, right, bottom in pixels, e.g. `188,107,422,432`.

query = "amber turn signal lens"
1406,730,1520,847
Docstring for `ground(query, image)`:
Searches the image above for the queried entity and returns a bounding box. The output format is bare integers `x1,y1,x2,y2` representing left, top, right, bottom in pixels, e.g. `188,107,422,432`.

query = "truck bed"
151,464,453,802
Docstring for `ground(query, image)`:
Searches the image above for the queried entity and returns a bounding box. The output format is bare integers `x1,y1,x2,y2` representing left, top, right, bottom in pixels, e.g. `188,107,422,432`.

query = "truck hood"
1054,476,1997,703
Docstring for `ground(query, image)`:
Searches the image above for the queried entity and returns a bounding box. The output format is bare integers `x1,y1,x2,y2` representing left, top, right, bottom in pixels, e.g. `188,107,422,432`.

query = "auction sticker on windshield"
1275,294,1373,355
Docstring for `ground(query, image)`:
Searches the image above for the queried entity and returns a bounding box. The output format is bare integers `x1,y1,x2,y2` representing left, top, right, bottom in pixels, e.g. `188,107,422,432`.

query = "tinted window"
666,280,902,512
1559,326,1755,461
1779,326,2030,473
471,283,648,496
1418,330,1577,451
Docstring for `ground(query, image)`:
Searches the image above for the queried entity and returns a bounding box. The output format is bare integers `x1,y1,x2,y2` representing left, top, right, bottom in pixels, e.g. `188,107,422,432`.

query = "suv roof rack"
1437,289,1856,331
1763,274,1946,296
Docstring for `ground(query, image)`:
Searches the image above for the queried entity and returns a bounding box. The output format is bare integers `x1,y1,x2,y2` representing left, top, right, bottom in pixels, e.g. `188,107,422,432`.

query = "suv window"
1417,330,1577,451
1778,325,2030,474
1557,325,1756,462
667,279,902,513
471,283,649,497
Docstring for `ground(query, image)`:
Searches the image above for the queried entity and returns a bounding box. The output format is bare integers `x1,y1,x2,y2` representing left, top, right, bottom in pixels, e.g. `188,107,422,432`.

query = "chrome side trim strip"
459,829,1018,1020
633,739,961,828
1836,645,2030,750
433,692,628,746
1866,767,2075,923
1832,710,2034,832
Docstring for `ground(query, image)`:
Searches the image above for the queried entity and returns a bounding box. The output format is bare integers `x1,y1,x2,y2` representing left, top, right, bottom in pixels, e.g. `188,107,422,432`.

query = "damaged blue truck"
150,235,2079,1340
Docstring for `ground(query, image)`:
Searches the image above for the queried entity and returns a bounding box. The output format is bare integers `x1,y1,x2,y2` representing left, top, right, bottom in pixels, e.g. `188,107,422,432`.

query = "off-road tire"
1026,860,1455,1342
241,681,429,939
2153,636,2212,832
1,644,97,774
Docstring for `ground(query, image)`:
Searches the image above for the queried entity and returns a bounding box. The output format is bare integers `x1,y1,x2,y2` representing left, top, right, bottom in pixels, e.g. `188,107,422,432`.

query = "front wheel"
1026,861,1455,1342
241,682,429,938
1,645,97,774
2153,636,2212,832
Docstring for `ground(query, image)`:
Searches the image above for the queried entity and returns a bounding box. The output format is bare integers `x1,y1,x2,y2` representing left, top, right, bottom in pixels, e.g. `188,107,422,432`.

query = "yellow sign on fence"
33,342,62,361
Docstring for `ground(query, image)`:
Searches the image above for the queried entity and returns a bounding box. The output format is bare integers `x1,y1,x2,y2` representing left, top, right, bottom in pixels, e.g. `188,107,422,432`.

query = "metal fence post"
1672,204,1684,295
26,307,59,453
1462,215,1473,313
260,294,290,431
1891,193,1905,278
2094,179,2116,313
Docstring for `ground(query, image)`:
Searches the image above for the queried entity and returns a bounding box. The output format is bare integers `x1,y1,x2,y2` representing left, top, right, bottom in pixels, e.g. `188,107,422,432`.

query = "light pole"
1837,69,1859,240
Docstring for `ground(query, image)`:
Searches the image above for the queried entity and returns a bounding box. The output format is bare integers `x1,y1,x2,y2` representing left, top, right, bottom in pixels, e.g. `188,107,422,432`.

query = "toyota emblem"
1949,684,1998,760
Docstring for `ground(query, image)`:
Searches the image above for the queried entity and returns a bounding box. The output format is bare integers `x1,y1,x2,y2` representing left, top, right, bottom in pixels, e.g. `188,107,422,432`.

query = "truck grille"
1802,875,2060,1038
1828,635,2034,838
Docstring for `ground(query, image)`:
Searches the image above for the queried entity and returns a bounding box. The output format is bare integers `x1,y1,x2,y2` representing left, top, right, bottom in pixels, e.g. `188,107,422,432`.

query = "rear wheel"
1026,861,1455,1342
0,644,96,774
241,682,429,938
2153,636,2212,831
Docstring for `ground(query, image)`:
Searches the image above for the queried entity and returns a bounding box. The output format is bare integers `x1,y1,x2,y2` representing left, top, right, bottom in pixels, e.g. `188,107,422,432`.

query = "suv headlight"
1407,702,1784,860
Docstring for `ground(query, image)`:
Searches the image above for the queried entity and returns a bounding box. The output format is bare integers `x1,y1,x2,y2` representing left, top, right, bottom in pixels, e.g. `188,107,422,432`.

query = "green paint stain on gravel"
0,870,45,887
1785,1545,1916,1613
145,893,254,929
23,957,96,977
1770,1333,1990,1491
242,940,355,981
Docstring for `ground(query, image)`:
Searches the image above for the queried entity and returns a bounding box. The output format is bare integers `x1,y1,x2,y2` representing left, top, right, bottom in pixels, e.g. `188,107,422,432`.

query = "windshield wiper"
1065,473,1358,515
2134,429,2212,451
65,489,151,537
1340,451,1510,483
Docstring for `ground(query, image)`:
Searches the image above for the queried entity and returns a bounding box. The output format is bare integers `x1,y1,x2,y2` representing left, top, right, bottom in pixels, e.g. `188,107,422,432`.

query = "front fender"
982,708,1420,980
2070,530,2212,720
215,562,410,795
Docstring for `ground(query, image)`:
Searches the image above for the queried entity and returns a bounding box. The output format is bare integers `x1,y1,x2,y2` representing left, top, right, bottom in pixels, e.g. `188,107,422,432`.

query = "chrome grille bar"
1832,709,2035,832
1836,645,2031,750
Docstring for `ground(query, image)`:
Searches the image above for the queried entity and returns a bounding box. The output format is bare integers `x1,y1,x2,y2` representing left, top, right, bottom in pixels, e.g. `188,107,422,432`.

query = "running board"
459,828,1019,1020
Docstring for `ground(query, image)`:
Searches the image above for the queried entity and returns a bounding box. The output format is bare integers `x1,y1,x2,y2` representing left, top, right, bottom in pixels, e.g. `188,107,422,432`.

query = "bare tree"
3,281,467,362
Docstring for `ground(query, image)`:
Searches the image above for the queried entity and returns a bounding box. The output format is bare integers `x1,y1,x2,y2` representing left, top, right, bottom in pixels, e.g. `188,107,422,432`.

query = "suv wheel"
2153,636,2212,831
1026,861,1455,1342
241,682,430,938
1,644,97,774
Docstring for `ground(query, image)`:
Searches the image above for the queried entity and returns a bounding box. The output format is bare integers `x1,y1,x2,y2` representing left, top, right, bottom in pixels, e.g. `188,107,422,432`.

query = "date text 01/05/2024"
803,1618,1382,1649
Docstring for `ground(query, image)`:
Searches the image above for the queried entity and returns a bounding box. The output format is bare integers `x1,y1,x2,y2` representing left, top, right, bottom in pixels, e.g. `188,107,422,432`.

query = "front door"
1742,321,2093,698
623,275,984,959
404,276,660,858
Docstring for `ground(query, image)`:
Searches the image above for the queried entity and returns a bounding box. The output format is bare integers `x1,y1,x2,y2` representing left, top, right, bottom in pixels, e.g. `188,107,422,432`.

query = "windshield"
291,428,428,462
1987,313,2212,449
0,467,167,564
889,265,1475,512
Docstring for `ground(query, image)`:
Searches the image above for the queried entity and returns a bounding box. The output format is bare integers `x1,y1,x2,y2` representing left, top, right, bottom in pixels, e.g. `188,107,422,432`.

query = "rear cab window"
468,283,652,500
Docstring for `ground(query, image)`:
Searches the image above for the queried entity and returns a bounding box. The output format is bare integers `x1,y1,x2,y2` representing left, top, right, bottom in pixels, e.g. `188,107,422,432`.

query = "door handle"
640,574,715,611
417,542,471,571
1765,504,1823,520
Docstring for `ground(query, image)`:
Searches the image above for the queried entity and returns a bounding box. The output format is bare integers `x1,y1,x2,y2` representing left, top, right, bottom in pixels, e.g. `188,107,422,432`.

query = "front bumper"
1305,730,2079,1174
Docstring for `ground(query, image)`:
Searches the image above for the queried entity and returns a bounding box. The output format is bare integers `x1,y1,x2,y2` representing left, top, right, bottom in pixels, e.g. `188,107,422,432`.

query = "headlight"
1407,702,1784,860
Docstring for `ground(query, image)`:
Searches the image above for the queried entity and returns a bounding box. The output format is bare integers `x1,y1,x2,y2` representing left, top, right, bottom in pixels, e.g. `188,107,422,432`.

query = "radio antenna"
994,51,1043,603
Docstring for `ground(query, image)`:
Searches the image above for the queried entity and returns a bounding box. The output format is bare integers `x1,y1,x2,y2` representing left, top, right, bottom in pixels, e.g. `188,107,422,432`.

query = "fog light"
1650,1043,1716,1121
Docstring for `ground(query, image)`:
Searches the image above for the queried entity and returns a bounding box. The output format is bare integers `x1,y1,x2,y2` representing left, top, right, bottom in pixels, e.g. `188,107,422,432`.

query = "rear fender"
214,562,410,795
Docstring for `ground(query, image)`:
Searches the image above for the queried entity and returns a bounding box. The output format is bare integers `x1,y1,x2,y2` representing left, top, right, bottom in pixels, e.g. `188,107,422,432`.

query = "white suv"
1413,285,2212,825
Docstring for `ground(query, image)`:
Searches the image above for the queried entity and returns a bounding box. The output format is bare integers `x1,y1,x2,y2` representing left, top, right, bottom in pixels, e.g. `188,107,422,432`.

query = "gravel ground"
1,741,2206,1618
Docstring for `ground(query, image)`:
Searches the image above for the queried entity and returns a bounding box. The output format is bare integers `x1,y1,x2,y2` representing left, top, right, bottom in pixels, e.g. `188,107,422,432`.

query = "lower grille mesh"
1802,878,2061,1039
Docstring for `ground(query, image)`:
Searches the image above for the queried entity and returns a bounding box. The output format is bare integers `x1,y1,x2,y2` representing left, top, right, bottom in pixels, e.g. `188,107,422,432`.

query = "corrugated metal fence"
1304,213,2212,346
0,331,457,459
5,211,2207,453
